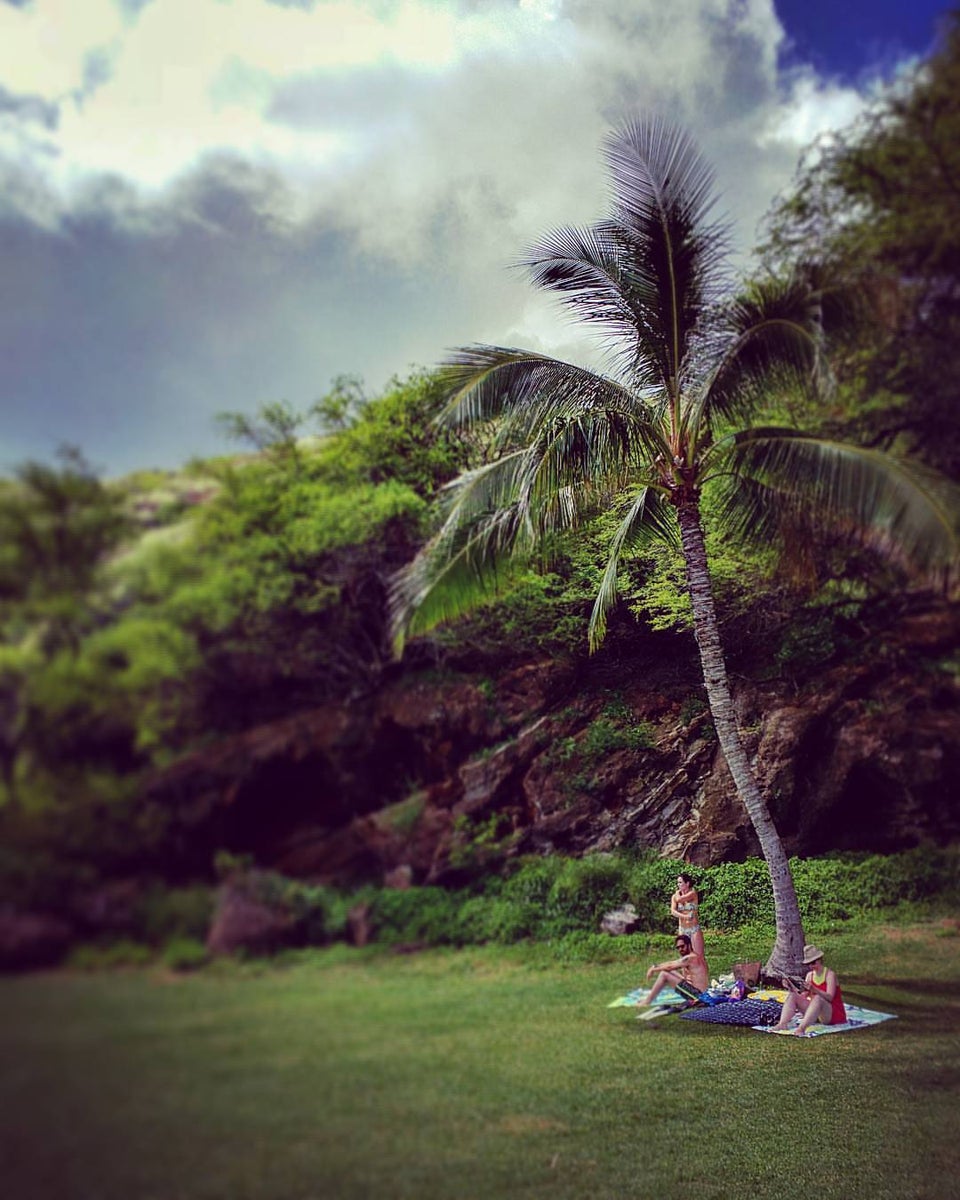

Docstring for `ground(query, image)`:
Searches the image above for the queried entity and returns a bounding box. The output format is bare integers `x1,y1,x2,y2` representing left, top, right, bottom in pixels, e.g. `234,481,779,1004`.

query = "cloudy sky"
0,0,952,476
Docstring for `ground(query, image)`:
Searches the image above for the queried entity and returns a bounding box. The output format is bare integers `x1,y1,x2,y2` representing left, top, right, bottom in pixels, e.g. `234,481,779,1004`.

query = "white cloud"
0,0,122,99
762,70,869,152
0,0,915,472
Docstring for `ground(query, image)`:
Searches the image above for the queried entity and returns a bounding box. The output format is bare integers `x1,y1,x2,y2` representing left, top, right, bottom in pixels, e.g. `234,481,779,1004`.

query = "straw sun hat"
802,944,825,964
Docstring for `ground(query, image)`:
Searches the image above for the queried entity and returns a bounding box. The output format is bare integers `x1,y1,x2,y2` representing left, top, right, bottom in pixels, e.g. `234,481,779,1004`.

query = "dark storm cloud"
0,85,59,131
0,156,487,474
0,0,870,475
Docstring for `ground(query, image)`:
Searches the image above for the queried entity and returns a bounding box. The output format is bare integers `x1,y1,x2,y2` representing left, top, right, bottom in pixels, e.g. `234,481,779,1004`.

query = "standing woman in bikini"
670,872,705,958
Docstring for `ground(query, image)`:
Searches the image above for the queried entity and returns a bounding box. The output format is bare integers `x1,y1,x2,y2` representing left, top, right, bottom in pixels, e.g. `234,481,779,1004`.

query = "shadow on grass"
850,978,960,1029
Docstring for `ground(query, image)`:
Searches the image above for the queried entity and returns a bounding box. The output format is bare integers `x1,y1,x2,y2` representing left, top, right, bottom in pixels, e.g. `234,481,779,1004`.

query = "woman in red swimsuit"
776,944,847,1035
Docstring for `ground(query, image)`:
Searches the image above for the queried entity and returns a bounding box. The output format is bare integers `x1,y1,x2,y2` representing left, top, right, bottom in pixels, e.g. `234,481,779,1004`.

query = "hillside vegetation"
1,20,959,920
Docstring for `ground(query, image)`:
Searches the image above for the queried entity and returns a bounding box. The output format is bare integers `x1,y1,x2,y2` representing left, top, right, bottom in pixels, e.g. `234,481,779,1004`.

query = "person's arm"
647,954,685,977
670,892,681,919
782,973,810,995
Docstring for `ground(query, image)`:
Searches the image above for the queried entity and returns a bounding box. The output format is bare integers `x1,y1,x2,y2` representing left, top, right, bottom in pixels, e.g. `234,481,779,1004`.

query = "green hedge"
296,846,960,950
50,846,960,962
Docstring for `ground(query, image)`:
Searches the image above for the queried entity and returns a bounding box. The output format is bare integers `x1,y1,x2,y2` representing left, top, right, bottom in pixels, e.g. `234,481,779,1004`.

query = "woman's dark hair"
678,872,695,888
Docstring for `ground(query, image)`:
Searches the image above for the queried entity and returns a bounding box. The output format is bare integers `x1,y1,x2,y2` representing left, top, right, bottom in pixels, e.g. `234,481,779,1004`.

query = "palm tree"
389,117,958,975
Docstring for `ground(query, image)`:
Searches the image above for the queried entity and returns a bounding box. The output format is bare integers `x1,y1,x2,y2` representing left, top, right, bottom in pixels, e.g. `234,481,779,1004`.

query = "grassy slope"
1,921,959,1200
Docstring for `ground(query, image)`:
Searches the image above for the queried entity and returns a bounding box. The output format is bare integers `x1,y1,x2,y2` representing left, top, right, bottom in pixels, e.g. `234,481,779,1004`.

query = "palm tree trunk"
675,498,805,976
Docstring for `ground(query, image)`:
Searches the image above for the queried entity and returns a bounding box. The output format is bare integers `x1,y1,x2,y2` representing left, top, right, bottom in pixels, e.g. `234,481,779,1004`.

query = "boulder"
600,904,640,936
205,880,295,957
0,907,72,971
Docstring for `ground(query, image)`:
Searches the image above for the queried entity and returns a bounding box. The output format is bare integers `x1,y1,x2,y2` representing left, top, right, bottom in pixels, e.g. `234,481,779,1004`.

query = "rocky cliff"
146,594,960,884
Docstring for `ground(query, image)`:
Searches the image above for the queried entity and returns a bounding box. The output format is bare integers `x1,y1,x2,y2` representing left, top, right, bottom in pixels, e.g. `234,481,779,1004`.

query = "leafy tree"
0,446,130,648
0,448,130,807
390,117,959,975
760,11,960,476
315,367,480,497
216,401,310,478
311,373,367,432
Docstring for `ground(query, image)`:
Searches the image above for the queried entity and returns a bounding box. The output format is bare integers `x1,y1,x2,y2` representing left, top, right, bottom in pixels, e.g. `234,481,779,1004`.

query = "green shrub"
134,885,214,945
368,887,463,945
623,854,690,930
161,937,208,971
698,859,775,930
224,870,351,946
286,882,351,943
542,855,633,934
789,857,855,921
500,856,566,906
141,846,960,959
68,940,154,970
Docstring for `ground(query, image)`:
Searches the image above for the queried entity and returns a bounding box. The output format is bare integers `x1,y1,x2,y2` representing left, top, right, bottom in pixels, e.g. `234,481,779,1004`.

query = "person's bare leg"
777,992,801,1030
644,970,680,1006
796,994,830,1034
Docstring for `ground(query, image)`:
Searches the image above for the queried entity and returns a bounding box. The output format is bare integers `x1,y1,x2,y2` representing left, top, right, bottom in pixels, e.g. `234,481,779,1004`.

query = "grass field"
1,919,959,1200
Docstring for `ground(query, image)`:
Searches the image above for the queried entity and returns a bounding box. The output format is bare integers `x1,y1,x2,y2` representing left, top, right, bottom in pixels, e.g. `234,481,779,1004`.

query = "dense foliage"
760,11,960,478
2,24,959,899
0,370,471,849
56,847,960,967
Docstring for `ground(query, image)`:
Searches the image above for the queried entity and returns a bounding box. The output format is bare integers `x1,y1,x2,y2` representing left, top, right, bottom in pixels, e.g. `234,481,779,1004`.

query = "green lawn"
1,921,959,1200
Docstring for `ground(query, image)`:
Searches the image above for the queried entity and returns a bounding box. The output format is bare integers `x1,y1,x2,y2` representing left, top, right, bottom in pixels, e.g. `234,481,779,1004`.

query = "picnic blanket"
680,998,783,1026
750,994,897,1036
607,985,690,1009
611,985,896,1035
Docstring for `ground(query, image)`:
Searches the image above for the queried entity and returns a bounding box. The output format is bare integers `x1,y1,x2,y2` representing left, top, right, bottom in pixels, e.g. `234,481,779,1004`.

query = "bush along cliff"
1,373,958,935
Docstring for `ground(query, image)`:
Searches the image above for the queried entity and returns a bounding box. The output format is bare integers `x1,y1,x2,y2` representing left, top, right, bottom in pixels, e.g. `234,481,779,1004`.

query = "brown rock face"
146,600,960,885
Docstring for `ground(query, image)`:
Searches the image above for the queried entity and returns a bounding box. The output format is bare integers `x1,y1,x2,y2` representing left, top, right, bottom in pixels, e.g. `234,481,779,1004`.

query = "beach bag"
729,978,749,1001
733,961,762,987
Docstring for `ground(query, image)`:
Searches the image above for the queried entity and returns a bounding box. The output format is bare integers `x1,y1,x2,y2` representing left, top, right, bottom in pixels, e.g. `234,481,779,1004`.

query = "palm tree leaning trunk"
389,117,959,977
675,500,804,972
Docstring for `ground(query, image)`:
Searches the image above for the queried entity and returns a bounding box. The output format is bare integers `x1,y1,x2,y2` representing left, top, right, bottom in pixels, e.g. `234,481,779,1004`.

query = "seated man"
640,933,709,1006
776,943,846,1035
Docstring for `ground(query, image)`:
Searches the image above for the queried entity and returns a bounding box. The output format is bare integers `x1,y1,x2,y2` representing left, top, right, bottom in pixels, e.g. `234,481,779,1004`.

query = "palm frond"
435,407,666,547
391,406,671,650
437,347,643,427
588,486,678,650
437,346,669,464
721,427,960,575
519,224,659,384
389,507,528,654
694,274,826,433
602,116,731,394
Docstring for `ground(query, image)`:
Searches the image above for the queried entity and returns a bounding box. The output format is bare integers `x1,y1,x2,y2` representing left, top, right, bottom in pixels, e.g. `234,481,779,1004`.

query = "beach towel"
607,985,690,1009
752,1002,897,1036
